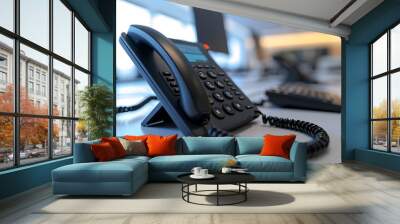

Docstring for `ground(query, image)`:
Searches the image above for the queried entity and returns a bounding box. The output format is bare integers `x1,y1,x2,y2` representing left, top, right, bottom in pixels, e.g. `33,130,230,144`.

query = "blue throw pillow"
181,137,235,155
236,137,264,155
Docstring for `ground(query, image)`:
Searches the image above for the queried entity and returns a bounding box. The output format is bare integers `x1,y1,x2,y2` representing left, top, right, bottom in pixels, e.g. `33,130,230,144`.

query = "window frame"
0,0,91,171
370,21,400,154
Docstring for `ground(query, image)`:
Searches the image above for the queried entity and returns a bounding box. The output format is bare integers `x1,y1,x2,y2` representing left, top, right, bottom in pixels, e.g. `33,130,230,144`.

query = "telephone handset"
120,25,330,157
120,25,258,136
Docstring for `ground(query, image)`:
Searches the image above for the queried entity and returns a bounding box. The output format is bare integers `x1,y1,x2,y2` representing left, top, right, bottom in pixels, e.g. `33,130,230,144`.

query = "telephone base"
141,103,175,127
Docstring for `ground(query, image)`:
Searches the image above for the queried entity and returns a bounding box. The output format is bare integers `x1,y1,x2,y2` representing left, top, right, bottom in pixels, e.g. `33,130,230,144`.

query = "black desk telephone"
119,25,329,156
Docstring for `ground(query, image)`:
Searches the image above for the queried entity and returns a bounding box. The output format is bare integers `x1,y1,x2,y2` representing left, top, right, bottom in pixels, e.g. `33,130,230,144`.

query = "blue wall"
0,158,72,199
343,0,400,170
0,0,116,200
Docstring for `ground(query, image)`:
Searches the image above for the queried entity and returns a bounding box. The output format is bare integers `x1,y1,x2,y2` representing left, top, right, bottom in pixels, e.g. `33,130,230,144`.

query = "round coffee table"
177,173,255,206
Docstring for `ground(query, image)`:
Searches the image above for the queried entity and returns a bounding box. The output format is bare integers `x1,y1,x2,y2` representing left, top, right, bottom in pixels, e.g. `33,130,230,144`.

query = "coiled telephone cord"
208,110,329,157
116,96,158,113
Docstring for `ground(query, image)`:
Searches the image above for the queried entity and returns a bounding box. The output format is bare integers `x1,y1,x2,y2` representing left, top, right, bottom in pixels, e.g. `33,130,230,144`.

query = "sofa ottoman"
52,156,148,196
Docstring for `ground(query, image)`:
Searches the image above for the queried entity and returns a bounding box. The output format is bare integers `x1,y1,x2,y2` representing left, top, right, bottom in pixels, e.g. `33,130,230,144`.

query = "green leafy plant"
79,84,113,140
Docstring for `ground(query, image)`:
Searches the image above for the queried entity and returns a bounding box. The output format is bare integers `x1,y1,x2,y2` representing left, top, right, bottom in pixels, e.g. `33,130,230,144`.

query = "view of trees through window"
371,23,400,153
0,0,90,170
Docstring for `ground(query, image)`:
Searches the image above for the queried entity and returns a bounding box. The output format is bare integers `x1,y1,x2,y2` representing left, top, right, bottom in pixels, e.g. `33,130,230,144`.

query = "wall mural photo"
115,0,342,164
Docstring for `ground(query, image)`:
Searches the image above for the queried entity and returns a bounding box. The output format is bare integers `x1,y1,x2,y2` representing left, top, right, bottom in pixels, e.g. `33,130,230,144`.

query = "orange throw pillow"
146,135,177,157
91,142,117,162
124,135,150,141
259,134,296,159
101,137,126,158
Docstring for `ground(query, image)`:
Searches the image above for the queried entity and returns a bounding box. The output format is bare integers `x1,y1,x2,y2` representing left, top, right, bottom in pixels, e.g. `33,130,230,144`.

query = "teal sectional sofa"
52,137,307,196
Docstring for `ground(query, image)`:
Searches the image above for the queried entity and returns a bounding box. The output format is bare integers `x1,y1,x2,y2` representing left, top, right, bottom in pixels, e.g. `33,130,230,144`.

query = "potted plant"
79,84,113,140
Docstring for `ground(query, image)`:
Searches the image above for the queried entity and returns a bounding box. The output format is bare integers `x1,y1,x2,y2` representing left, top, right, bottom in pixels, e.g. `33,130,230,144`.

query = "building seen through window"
0,0,91,170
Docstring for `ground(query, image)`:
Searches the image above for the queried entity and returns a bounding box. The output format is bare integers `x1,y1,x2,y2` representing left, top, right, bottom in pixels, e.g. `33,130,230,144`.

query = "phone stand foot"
141,103,174,127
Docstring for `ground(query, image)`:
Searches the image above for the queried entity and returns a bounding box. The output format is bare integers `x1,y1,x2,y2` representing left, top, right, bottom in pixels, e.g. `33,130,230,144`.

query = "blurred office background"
115,0,341,138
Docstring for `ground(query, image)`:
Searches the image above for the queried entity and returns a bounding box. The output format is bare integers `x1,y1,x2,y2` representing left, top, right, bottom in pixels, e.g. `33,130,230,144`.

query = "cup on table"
221,167,232,174
199,169,208,176
191,167,202,176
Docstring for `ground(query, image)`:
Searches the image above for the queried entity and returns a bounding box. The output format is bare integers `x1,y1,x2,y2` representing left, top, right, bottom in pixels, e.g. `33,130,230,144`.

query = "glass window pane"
391,72,400,118
20,44,49,115
372,121,388,151
75,120,88,143
391,24,400,70
372,33,387,76
0,116,14,170
74,18,89,70
53,0,72,60
391,120,400,153
0,35,14,112
20,117,49,165
372,76,387,119
53,59,72,117
74,69,89,118
20,0,49,49
53,119,72,157
0,0,14,31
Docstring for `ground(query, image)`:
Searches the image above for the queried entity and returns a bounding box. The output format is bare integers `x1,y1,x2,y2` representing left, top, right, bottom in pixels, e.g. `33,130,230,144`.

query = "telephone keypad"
215,80,225,88
166,76,175,81
207,71,218,79
204,81,216,90
232,102,244,111
223,104,235,115
162,71,172,76
198,71,207,79
213,92,225,102
223,91,233,99
189,62,256,124
212,108,225,119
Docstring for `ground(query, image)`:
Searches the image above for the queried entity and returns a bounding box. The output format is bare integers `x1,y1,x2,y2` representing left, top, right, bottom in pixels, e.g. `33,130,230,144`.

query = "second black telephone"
120,25,258,136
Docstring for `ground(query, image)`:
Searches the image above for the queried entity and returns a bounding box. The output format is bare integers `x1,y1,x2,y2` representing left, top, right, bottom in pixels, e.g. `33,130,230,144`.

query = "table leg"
217,184,219,206
187,184,190,202
245,183,247,201
195,184,198,192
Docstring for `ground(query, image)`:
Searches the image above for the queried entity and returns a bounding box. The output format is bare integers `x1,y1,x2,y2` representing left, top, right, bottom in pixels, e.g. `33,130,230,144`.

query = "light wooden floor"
1,162,400,224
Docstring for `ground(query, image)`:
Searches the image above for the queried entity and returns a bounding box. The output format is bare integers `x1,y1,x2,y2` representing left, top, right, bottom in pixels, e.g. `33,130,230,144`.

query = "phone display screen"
174,43,209,63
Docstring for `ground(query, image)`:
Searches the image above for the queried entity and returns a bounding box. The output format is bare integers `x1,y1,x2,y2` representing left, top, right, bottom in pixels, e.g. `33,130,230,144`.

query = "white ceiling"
227,0,352,23
227,15,300,36
171,0,384,37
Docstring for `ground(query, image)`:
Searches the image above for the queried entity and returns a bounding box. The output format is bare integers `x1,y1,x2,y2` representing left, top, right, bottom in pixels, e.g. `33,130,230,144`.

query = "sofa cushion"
236,155,293,172
101,137,127,158
260,134,296,159
149,154,235,172
91,142,118,161
179,137,235,155
53,158,147,183
119,138,147,156
235,137,263,155
147,135,177,157
73,140,100,163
